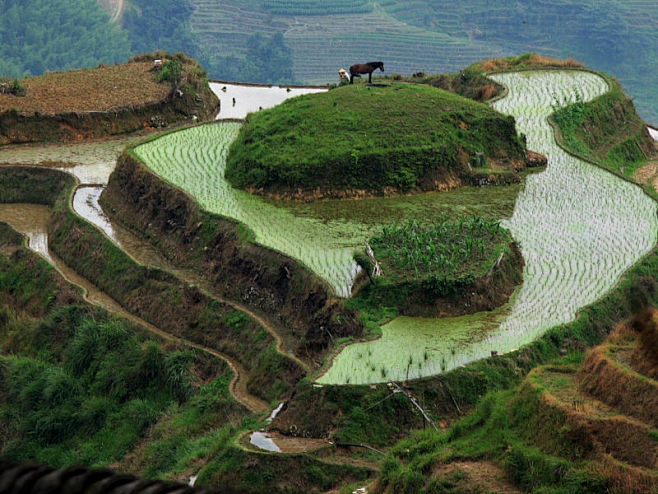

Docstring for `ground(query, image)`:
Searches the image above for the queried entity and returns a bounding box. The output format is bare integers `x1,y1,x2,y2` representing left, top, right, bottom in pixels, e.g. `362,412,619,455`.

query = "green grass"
225,82,525,194
552,77,657,194
379,387,609,493
0,298,215,469
370,217,510,281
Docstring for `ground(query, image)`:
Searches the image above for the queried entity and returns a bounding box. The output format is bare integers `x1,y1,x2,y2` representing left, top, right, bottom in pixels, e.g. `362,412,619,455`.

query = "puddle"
249,431,281,453
210,82,326,119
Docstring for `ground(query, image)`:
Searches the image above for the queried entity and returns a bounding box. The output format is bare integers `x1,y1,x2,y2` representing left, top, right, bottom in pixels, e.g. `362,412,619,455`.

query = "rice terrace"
1,49,658,493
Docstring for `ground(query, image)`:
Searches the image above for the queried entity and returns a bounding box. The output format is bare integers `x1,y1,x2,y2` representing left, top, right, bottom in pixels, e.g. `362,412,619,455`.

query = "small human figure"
232,97,236,106
338,68,349,82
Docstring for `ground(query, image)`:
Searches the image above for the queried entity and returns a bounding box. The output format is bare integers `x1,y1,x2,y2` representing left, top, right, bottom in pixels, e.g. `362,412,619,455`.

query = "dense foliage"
0,0,131,78
121,0,201,65
226,82,524,193
208,33,296,84
371,218,508,280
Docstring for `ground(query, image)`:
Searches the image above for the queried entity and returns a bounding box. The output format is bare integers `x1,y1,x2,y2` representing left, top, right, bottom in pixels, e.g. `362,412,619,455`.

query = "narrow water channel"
319,70,658,384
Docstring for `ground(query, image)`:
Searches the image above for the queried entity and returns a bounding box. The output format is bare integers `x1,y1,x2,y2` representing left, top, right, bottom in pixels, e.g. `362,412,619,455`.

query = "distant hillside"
1,0,656,124
188,0,658,125
0,0,131,78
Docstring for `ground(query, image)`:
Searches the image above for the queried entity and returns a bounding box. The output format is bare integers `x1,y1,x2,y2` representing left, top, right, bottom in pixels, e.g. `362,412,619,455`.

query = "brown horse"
349,61,384,84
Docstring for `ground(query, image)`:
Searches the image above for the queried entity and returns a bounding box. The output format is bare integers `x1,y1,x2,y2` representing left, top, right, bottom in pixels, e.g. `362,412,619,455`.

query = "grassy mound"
353,217,523,316
225,82,526,198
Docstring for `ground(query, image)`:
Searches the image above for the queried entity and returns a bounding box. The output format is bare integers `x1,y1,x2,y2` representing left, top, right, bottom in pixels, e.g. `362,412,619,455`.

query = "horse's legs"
368,72,372,83
350,74,354,84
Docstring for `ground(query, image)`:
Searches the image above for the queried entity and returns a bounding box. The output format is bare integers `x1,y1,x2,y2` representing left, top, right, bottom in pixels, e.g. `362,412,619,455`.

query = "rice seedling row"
318,70,658,384
135,117,520,297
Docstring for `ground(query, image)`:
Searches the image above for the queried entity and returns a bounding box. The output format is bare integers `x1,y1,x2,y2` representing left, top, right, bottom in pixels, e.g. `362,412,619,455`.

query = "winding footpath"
320,70,658,384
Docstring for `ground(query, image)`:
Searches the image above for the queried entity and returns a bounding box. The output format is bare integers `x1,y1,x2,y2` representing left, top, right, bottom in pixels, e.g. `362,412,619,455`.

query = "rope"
0,460,222,494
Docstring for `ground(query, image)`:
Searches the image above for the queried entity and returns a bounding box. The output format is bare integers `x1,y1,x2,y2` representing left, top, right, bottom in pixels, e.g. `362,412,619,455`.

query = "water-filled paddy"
135,123,522,296
319,70,658,384
210,82,326,120
0,136,134,184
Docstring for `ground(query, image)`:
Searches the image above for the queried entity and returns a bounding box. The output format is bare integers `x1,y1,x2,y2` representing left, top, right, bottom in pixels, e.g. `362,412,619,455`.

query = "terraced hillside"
187,0,658,124
376,313,658,492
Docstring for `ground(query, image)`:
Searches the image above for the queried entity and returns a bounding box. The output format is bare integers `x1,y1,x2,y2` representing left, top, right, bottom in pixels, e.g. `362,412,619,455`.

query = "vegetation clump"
370,217,508,280
352,217,521,317
0,77,25,97
226,82,526,198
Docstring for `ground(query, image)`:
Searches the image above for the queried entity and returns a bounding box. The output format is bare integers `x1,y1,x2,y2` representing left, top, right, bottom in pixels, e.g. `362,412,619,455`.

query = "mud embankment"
0,89,219,145
100,152,364,362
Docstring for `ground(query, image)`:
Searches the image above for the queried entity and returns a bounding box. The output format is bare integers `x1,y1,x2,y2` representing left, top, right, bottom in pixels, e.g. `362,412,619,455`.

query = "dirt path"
50,246,269,413
108,0,124,23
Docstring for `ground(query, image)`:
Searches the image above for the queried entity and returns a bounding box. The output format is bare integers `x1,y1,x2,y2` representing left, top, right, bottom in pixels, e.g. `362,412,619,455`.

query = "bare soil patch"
0,62,169,115
633,161,658,190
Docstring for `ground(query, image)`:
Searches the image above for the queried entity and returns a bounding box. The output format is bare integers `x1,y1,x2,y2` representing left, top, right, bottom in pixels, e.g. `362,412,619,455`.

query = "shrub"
157,59,183,87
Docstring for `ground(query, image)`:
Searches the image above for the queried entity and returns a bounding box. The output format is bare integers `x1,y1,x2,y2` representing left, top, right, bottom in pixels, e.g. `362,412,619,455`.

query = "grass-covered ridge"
551,77,658,195
225,82,526,197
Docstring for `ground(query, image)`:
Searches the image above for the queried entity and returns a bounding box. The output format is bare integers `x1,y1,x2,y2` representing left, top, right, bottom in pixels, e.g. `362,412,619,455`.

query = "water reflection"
210,82,326,120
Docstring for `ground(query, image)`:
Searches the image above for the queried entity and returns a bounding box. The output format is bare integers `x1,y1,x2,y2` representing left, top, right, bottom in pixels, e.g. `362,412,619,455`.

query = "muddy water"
0,136,135,184
0,204,51,260
210,82,326,119
0,203,127,313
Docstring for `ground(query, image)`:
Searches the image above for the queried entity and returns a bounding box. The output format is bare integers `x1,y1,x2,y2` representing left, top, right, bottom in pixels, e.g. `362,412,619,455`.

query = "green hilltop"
226,82,526,196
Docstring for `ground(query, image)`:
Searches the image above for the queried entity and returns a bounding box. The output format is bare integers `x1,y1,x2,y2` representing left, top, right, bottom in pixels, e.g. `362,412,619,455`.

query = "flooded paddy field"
210,82,326,119
2,74,656,388
135,122,523,296
319,71,658,384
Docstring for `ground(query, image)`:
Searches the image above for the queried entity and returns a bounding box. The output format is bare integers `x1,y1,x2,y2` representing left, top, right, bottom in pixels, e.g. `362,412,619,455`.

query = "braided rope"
0,460,223,494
